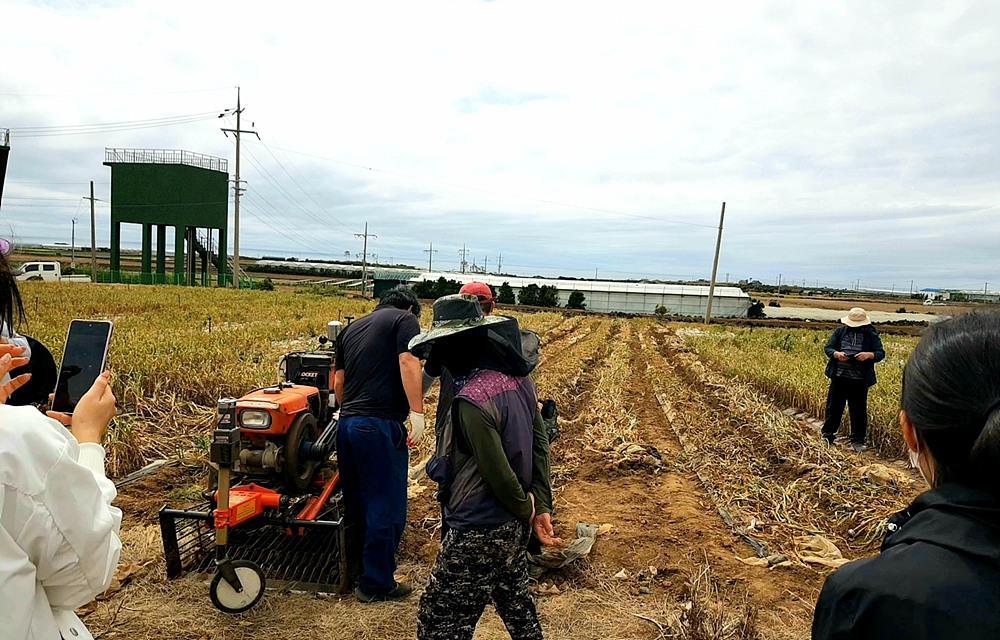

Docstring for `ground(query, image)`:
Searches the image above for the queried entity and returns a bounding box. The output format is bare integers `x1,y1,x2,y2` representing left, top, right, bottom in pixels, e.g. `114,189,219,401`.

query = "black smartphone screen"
52,320,113,413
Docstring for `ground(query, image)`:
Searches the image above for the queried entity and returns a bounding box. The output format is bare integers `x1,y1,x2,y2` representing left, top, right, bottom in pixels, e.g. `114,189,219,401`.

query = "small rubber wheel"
209,560,265,614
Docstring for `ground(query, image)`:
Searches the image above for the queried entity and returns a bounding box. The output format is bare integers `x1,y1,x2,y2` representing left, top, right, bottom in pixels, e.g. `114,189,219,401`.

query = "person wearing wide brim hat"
415,294,556,533
821,307,886,452
412,294,555,640
408,293,525,366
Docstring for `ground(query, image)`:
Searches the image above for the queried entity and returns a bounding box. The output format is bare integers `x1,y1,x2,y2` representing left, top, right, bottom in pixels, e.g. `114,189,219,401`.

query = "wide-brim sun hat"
841,307,872,327
408,294,509,359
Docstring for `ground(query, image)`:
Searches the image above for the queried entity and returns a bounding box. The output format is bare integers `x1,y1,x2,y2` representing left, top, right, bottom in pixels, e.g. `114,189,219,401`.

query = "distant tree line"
409,279,587,310
411,277,463,299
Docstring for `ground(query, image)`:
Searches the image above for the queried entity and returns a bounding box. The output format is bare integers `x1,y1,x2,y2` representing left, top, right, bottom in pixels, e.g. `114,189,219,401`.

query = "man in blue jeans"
334,287,426,601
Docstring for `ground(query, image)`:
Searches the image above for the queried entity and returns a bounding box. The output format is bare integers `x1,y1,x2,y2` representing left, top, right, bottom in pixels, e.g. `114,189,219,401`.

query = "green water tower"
104,148,230,285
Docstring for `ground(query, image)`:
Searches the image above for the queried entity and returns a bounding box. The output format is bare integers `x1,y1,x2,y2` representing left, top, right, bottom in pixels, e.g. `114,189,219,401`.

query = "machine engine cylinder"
239,440,280,471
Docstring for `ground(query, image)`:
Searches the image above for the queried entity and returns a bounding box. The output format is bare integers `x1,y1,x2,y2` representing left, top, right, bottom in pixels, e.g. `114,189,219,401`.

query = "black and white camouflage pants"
418,519,543,640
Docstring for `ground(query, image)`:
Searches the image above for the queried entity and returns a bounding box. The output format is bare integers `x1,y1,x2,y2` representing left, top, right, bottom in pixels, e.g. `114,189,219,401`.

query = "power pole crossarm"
704,201,726,324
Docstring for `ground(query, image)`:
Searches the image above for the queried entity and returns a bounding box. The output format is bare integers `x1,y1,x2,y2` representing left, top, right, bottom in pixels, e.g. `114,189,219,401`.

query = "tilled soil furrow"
641,324,916,557
549,321,813,639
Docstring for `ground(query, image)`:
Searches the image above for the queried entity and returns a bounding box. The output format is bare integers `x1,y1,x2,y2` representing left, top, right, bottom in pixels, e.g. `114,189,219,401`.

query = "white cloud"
1,0,998,289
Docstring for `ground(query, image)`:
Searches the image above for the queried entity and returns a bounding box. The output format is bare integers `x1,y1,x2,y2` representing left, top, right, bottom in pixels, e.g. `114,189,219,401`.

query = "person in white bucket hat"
821,307,885,452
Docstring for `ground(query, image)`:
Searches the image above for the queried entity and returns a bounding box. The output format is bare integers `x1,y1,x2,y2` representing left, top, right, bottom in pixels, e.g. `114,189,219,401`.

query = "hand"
532,512,564,547
406,410,426,447
833,351,850,362
0,350,31,403
854,352,875,362
47,371,116,444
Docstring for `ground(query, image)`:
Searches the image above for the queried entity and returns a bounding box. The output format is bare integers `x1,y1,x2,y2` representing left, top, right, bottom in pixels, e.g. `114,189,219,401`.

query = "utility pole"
70,218,77,270
595,268,599,280
220,87,259,288
704,201,726,324
777,273,782,294
483,256,488,273
423,242,437,272
497,253,502,273
458,244,469,273
88,181,97,280
354,222,377,297
910,279,914,294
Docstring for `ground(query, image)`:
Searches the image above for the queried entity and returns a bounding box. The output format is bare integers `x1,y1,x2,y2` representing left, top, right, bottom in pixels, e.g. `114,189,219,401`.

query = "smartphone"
51,320,113,414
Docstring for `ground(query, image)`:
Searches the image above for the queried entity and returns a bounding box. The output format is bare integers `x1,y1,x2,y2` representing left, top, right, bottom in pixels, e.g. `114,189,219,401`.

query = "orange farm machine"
159,321,352,613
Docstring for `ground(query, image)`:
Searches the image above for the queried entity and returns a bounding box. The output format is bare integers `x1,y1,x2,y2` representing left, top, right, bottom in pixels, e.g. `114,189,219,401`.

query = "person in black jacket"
812,310,1000,640
821,307,885,452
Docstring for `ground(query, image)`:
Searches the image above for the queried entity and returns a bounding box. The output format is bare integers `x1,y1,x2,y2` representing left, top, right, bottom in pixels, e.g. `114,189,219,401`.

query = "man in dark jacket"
821,307,885,452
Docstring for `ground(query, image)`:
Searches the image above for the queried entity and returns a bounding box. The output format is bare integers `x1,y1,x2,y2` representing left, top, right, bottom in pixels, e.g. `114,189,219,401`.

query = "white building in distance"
407,272,751,317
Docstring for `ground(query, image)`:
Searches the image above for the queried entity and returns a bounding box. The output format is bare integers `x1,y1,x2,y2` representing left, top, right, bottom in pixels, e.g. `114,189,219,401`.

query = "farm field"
15,283,922,640
677,326,917,457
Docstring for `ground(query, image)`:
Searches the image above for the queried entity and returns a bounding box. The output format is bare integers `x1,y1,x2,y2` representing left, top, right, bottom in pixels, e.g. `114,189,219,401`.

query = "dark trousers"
822,377,869,445
418,520,542,640
337,415,409,595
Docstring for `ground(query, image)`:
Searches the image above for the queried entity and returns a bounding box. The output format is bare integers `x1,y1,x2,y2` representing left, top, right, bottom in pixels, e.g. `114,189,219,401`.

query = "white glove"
407,411,426,447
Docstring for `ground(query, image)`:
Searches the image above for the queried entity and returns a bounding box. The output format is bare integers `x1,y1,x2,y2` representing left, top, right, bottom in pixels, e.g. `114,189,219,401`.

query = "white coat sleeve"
32,435,123,608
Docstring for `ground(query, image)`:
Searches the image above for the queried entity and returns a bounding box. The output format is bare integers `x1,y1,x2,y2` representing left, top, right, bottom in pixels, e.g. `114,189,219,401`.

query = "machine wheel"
284,412,320,491
209,560,265,614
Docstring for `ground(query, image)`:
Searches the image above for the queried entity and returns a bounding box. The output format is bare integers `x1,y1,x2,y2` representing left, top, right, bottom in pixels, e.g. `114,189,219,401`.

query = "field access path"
534,319,820,639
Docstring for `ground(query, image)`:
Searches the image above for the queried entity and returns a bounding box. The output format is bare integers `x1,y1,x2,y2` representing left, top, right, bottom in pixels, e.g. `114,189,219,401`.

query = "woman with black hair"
0,249,31,389
0,248,122,640
813,310,1000,639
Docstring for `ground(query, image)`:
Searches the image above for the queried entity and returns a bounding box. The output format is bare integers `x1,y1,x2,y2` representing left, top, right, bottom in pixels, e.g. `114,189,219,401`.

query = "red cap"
460,281,494,302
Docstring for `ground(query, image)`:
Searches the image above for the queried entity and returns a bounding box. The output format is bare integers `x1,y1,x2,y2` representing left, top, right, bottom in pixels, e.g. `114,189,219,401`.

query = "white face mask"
909,448,931,485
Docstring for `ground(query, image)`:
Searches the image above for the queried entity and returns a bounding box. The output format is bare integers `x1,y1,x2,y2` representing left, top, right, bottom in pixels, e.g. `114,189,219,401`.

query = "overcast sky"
1,1,998,290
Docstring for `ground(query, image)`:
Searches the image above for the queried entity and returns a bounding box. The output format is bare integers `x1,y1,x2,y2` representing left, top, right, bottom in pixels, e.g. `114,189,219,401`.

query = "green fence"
76,268,258,289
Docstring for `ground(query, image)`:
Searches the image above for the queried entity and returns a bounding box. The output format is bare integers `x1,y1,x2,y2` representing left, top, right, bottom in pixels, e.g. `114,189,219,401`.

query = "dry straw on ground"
644,324,918,557
677,325,916,458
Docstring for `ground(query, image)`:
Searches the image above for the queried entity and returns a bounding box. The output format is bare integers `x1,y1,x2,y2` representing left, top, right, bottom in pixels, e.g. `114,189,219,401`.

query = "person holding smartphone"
821,307,885,452
0,252,122,640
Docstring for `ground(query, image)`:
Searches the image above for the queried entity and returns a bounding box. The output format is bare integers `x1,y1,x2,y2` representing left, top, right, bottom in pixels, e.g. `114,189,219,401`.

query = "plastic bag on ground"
528,522,599,578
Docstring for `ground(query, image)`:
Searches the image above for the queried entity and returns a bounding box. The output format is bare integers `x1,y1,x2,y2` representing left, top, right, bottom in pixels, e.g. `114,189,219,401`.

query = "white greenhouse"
407,272,751,317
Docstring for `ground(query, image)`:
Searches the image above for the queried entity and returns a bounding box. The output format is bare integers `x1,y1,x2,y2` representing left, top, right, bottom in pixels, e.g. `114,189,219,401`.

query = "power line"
270,144,719,229
241,145,339,232
256,140,354,232
0,87,229,97
241,204,324,255
241,192,324,251
10,116,220,139
9,111,220,132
